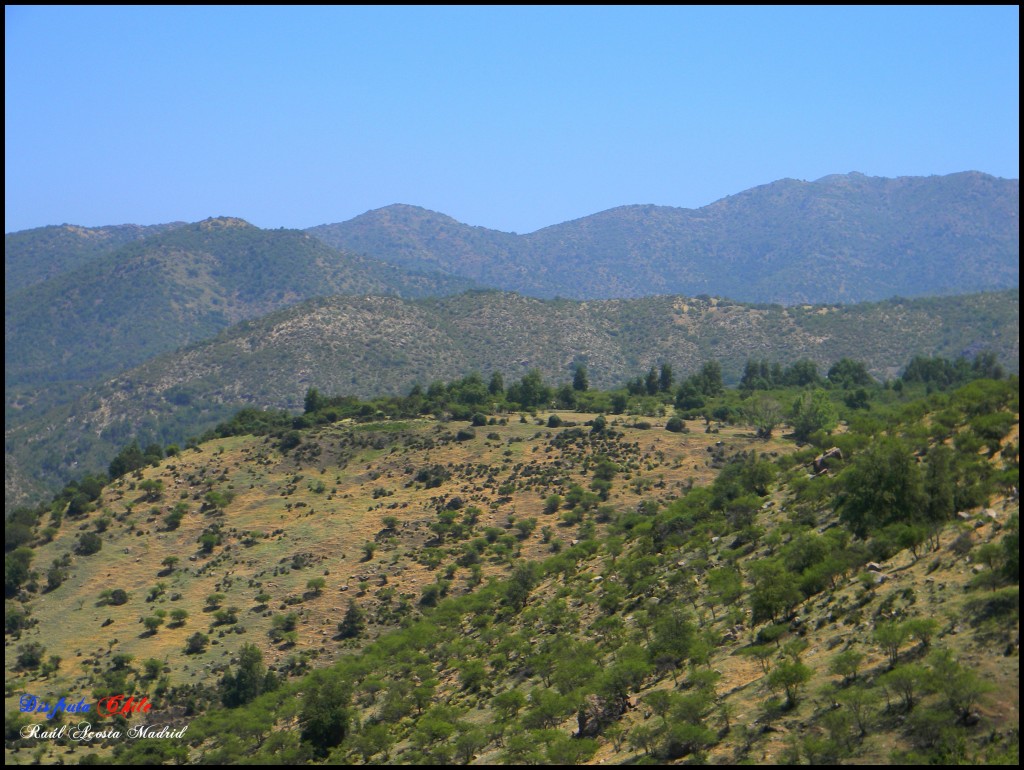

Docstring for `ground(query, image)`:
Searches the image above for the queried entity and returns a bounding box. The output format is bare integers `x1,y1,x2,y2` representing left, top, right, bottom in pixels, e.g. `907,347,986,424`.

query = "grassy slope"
5,397,1019,764
6,413,767,693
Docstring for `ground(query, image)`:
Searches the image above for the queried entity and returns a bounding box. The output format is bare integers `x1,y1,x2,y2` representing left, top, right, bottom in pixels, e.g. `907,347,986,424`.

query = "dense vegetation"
6,289,1017,512
3,222,186,296
5,217,475,395
309,172,1019,303
5,353,1018,764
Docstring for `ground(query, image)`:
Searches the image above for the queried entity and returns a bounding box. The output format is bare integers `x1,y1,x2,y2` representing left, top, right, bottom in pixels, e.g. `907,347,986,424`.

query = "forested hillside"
3,222,186,296
5,290,1017,511
5,217,475,397
5,362,1018,764
309,172,1019,303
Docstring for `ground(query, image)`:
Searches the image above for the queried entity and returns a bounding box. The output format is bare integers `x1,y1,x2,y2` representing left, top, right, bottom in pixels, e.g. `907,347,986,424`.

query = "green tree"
828,649,863,682
648,608,696,672
139,478,164,501
665,415,686,433
109,440,146,479
923,445,956,523
460,660,488,693
221,644,271,708
492,689,527,721
676,381,704,410
695,360,724,396
543,494,562,515
783,359,822,387
904,617,939,649
828,358,873,389
76,531,103,556
791,389,838,442
504,560,537,612
659,363,674,393
749,560,802,623
454,728,488,764
16,642,46,670
304,387,326,413
929,648,995,720
740,359,775,391
522,688,572,729
643,366,659,396
66,491,92,517
767,659,814,708
5,546,35,597
507,369,551,408
873,620,911,667
337,601,365,639
707,566,743,620
745,394,784,439
488,371,505,396
301,669,353,757
839,438,927,538
645,690,675,726
213,606,239,626
500,732,546,764
879,663,929,711
546,731,599,764
837,684,876,736
572,364,589,392
164,503,186,531
169,608,188,627
351,722,394,763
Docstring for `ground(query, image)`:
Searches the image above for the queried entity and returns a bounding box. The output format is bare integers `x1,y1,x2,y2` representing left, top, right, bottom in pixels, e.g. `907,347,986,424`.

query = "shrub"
76,532,102,556
107,588,129,605
184,632,209,654
16,642,46,670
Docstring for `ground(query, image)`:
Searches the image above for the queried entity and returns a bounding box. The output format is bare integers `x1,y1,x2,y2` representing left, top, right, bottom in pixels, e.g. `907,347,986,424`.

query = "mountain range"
4,221,187,296
5,171,1019,510
3,172,1021,765
309,171,1019,303
5,217,476,395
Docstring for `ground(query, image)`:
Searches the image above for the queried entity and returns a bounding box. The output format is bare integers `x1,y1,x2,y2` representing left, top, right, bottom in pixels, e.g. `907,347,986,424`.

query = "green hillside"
5,289,1017,511
5,371,1018,765
4,222,186,296
309,172,1020,303
5,217,475,393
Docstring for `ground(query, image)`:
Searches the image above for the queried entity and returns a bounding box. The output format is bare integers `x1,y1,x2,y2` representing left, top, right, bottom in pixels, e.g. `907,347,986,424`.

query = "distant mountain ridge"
308,171,1019,303
5,217,477,394
4,171,1019,510
4,220,187,295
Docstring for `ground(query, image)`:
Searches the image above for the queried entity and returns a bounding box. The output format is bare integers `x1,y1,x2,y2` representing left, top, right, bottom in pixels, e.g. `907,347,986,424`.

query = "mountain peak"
196,216,254,230
356,204,463,226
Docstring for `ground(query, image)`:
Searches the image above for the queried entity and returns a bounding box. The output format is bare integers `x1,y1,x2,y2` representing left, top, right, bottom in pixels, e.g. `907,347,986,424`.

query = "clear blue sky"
5,5,1019,234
